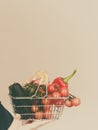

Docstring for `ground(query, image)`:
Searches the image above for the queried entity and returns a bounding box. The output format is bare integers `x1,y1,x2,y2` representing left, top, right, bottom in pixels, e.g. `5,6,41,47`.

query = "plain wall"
0,0,98,130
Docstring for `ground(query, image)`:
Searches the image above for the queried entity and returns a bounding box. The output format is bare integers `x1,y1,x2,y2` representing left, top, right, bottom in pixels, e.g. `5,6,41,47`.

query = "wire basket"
10,96,66,120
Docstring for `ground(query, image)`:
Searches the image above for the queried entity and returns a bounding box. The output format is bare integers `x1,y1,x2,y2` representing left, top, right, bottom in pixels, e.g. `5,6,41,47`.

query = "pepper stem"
63,69,77,83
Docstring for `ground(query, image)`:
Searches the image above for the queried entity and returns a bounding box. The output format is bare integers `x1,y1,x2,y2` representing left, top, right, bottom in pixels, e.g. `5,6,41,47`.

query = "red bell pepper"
52,70,77,89
47,82,60,93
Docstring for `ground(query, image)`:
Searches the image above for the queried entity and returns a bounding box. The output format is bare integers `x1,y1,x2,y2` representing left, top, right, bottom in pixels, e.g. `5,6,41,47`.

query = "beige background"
0,0,98,130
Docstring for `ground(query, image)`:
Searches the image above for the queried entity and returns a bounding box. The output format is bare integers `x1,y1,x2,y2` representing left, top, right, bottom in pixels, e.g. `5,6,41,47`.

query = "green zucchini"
9,83,32,119
9,82,28,97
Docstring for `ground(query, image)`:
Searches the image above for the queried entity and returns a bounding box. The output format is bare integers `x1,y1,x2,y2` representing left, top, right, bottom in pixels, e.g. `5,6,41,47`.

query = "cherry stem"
69,93,76,98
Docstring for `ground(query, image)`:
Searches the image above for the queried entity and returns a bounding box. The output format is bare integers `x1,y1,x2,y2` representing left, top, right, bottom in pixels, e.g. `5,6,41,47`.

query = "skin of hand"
8,114,52,130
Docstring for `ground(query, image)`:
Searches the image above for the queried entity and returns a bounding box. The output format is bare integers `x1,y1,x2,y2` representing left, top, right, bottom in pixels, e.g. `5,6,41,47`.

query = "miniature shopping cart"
10,96,66,120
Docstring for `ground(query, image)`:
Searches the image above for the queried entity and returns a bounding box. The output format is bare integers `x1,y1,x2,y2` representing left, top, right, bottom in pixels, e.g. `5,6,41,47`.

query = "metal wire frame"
10,96,67,120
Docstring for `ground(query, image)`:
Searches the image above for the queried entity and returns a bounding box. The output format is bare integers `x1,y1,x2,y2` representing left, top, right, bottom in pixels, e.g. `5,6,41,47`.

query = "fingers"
19,120,52,130
8,114,22,130
33,120,53,129
14,114,21,120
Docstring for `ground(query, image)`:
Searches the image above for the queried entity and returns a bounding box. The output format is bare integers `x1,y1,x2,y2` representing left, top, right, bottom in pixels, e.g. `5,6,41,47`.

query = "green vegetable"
9,82,28,97
9,83,31,119
36,85,47,97
23,82,38,96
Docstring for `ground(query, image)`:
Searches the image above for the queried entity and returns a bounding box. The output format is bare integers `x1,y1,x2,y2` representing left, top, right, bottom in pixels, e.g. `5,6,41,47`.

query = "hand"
19,120,52,130
8,114,52,130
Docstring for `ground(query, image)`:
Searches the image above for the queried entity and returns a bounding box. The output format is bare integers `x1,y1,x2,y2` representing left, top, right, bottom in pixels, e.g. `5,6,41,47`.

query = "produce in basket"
9,83,28,97
23,70,49,97
32,70,49,85
35,84,47,97
23,82,38,97
9,83,33,119
52,70,77,88
9,70,81,120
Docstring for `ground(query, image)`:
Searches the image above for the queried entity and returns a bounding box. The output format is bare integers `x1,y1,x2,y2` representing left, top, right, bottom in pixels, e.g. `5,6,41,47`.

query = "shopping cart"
10,96,66,120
